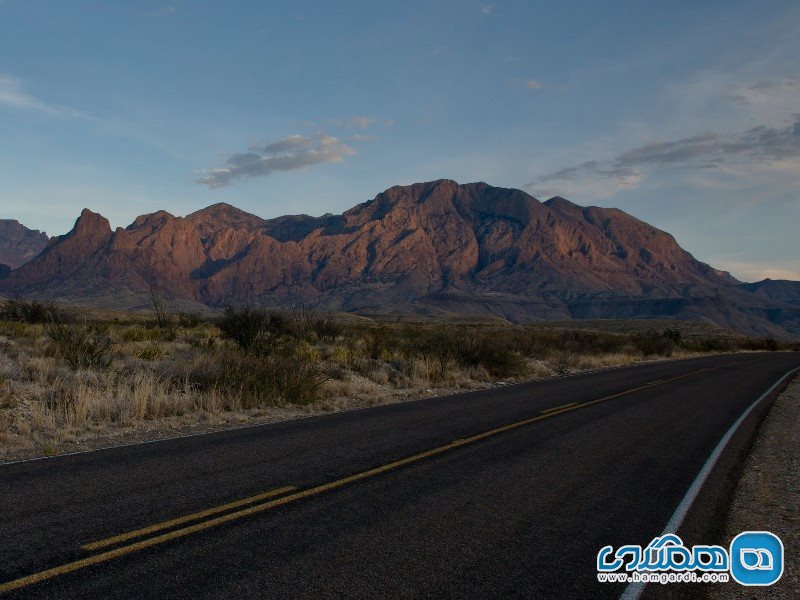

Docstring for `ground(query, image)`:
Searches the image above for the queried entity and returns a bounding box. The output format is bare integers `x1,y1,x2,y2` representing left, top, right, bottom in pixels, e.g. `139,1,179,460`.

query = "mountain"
737,279,800,307
0,219,49,269
1,180,798,338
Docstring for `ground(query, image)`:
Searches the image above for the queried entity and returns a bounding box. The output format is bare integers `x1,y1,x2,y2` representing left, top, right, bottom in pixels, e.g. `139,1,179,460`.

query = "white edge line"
620,365,800,600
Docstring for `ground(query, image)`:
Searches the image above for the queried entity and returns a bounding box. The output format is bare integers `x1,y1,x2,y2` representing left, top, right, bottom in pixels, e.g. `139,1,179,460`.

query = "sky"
0,0,798,282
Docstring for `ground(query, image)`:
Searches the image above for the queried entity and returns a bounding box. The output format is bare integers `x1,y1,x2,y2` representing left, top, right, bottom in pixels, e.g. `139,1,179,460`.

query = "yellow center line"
82,485,297,552
0,359,745,594
541,401,579,413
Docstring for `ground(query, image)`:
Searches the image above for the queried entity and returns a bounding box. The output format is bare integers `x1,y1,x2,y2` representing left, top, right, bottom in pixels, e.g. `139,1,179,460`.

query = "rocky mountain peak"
0,218,49,269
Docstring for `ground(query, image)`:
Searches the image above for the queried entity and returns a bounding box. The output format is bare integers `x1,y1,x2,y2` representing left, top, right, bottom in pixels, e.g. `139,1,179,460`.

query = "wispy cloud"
147,0,179,17
524,79,544,91
325,115,378,129
296,115,388,130
0,74,84,118
526,108,800,198
480,4,495,15
727,78,799,107
195,134,356,188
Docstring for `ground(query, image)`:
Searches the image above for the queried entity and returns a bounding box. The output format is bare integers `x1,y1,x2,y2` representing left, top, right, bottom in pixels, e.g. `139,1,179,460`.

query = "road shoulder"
708,375,800,599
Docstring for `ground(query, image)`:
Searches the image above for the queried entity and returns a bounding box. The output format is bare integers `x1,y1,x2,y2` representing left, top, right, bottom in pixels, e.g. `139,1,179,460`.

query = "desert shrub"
44,321,113,370
0,298,62,324
218,306,295,351
188,335,217,350
120,326,175,343
176,312,203,328
363,324,399,360
0,320,42,338
405,330,460,376
460,337,529,378
121,326,158,342
550,350,580,374
134,343,164,361
189,345,328,406
632,330,674,357
403,330,528,378
313,315,342,341
662,328,683,345
693,337,736,353
330,345,350,366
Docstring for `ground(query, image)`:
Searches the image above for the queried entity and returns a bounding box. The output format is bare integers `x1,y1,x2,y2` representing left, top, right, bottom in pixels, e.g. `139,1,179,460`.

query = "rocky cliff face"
0,219,49,269
1,180,796,337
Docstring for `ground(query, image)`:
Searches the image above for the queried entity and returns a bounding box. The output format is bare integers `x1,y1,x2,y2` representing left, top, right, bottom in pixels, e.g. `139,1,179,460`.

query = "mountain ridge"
0,219,49,269
1,180,797,338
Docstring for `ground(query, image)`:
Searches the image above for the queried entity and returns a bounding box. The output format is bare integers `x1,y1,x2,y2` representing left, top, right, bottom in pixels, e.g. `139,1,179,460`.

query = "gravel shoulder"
707,375,800,598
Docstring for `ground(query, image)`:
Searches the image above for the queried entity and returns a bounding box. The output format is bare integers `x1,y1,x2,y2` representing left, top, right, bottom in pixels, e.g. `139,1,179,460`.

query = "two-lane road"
1,352,798,598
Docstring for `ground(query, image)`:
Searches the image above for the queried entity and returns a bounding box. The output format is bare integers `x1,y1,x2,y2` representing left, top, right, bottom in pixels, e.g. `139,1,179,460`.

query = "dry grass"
0,299,794,461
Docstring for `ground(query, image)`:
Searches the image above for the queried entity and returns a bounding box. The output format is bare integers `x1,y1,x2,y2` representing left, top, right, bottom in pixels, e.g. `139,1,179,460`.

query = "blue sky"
0,0,798,281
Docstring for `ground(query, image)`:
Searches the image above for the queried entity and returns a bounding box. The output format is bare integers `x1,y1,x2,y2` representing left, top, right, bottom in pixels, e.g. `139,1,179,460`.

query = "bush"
134,343,164,361
313,315,342,341
404,330,528,378
550,350,580,375
459,336,529,378
190,345,328,406
694,337,735,353
44,320,113,370
0,298,62,324
218,307,291,351
632,330,674,357
176,312,203,328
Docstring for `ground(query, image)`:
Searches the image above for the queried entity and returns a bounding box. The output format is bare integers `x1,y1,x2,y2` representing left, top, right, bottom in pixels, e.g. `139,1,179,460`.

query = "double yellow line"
0,360,741,594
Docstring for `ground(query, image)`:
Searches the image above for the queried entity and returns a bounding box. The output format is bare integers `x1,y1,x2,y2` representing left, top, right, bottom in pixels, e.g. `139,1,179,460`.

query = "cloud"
147,0,179,17
347,115,377,129
196,134,356,188
0,74,84,117
524,79,544,91
298,115,393,131
526,112,800,197
727,78,799,107
296,116,383,130
480,4,495,14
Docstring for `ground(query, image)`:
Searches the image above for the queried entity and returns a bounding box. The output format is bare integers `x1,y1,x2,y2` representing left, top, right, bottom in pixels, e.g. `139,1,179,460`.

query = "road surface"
1,352,798,598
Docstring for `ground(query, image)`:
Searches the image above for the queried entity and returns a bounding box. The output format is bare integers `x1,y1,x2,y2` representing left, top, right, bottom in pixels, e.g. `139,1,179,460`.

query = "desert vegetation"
0,297,795,460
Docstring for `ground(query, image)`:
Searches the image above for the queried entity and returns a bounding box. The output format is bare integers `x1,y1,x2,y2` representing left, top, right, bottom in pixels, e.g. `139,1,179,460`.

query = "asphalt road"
1,352,798,599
